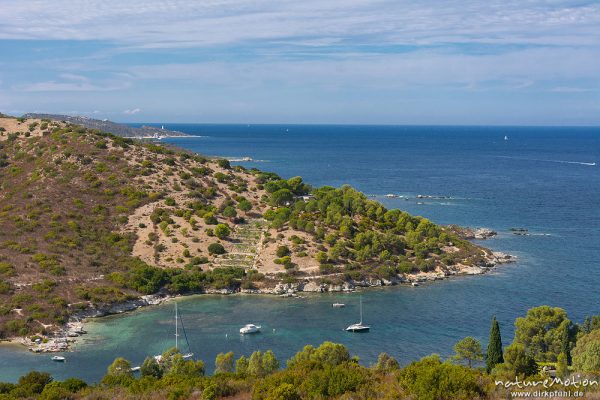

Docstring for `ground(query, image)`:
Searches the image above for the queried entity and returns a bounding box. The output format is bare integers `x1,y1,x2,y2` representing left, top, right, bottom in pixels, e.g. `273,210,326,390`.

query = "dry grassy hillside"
0,115,500,338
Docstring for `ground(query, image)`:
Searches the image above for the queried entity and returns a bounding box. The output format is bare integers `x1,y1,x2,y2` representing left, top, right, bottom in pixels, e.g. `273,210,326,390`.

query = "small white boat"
240,324,261,334
130,366,141,372
411,282,420,287
51,356,65,362
332,303,345,308
346,322,370,332
504,135,509,140
346,297,370,332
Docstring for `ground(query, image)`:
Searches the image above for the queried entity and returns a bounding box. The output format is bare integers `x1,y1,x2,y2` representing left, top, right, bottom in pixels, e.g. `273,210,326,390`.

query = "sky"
0,0,599,125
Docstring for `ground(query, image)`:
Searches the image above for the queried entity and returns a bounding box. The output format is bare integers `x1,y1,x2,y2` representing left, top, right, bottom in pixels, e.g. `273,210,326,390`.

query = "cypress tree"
486,316,504,373
560,321,572,365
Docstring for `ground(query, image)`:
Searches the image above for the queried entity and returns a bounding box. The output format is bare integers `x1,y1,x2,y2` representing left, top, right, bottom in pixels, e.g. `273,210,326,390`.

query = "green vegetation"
213,224,231,239
261,183,487,278
572,329,600,373
0,117,493,340
513,305,573,362
207,243,226,255
398,354,487,400
486,316,503,373
0,342,492,400
451,336,483,368
0,306,599,399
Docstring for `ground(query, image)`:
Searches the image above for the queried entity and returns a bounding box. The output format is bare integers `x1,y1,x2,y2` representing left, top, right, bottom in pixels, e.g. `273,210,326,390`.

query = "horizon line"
122,121,600,129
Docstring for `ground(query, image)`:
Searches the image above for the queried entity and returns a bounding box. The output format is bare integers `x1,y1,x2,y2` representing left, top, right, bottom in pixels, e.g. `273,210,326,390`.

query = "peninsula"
21,114,188,139
0,115,512,347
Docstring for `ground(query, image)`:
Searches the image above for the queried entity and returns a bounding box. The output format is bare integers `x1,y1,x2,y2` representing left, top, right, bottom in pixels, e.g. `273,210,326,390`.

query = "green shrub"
208,243,226,255
214,224,231,239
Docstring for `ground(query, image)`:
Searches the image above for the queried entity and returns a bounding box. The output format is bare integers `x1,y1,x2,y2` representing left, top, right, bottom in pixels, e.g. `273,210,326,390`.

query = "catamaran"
154,302,194,362
346,296,370,332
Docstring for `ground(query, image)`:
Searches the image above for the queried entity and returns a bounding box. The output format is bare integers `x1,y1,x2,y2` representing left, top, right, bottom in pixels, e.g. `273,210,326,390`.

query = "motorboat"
332,303,345,308
240,324,261,334
51,356,65,362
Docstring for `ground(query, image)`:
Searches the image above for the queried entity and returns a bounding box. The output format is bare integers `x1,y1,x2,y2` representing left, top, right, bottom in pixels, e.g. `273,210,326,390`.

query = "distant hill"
21,113,187,138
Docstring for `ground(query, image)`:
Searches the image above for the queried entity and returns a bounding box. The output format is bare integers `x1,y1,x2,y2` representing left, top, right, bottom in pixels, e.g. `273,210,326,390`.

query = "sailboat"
154,302,194,362
504,135,509,141
346,296,370,332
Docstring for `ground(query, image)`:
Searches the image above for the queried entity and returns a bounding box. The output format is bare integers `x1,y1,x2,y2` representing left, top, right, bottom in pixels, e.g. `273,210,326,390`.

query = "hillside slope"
0,115,508,339
21,113,187,138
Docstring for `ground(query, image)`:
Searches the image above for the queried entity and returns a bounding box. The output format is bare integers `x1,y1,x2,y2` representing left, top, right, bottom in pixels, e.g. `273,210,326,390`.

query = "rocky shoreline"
3,249,516,353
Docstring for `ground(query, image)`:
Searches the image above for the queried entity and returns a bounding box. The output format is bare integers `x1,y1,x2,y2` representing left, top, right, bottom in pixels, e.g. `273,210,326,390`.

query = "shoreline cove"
2,249,515,353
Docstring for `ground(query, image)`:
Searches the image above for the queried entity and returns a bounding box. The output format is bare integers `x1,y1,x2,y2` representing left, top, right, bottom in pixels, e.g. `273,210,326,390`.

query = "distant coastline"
21,113,188,138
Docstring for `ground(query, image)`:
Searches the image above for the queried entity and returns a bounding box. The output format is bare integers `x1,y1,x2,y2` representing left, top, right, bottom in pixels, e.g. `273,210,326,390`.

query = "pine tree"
215,351,235,374
235,355,248,375
247,351,265,377
486,316,504,373
582,317,591,334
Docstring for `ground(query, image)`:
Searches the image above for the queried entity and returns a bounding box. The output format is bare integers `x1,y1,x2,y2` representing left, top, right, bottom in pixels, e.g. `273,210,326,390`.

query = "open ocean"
1,124,598,382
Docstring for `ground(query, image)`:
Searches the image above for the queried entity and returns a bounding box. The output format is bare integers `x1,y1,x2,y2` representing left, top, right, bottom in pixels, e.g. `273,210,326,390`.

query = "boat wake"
497,156,596,166
226,157,268,162
165,135,209,138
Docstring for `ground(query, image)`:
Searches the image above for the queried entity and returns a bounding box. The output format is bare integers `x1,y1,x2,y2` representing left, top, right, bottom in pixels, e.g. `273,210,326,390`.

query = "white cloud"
2,1,599,124
550,86,594,93
21,81,127,92
19,74,130,92
127,46,600,90
0,1,598,49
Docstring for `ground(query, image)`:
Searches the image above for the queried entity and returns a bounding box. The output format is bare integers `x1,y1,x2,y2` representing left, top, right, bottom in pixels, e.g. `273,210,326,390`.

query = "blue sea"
1,124,598,382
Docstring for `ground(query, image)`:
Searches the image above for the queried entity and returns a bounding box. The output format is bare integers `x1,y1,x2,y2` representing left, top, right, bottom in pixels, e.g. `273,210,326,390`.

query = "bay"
1,124,598,382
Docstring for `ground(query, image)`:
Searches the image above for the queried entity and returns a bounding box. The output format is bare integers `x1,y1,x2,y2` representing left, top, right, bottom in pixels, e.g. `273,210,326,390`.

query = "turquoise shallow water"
1,124,598,382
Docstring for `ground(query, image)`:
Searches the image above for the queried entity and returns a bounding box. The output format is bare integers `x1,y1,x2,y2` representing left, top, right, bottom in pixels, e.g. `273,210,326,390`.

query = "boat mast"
175,303,179,350
359,296,363,324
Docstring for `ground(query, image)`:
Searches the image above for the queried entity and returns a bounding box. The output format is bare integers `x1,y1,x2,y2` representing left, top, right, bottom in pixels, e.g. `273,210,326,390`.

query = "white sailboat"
346,297,370,332
154,303,194,362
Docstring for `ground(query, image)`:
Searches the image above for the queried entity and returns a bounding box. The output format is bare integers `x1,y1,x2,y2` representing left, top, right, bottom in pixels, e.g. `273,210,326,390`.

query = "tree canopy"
572,329,600,373
452,337,483,368
513,306,571,362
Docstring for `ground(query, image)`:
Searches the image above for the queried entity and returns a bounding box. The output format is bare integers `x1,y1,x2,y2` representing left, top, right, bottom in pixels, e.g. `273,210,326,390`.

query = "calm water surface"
1,124,598,382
